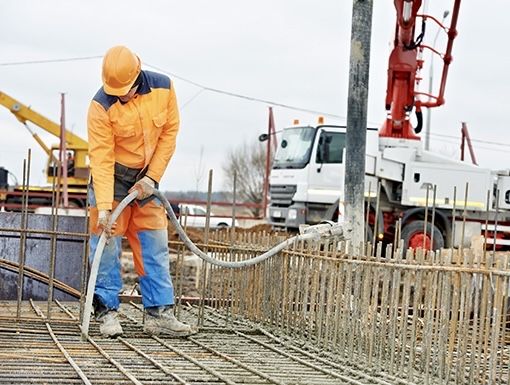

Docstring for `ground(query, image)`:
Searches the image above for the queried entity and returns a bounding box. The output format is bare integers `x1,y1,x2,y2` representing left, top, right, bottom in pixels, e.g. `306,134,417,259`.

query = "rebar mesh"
202,231,510,385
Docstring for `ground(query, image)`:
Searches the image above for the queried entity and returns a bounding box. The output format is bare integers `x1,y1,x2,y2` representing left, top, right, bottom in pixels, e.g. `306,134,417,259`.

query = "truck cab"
268,122,378,229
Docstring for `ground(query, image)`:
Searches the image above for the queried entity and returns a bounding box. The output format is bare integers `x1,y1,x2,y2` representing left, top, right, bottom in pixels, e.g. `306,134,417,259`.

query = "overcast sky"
0,1,508,193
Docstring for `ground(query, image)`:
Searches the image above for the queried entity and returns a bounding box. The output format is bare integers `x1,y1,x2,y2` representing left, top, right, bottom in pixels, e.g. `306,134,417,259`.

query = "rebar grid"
0,301,403,385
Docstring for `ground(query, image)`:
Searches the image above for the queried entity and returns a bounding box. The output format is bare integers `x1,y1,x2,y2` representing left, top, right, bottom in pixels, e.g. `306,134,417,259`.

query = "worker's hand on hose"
97,210,117,239
129,176,155,200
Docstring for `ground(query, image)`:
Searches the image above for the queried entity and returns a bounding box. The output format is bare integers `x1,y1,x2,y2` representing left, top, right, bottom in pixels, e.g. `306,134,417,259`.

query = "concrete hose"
82,189,344,338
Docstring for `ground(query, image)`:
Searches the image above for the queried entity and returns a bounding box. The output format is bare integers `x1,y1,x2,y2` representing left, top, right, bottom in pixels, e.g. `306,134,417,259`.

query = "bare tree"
223,141,266,216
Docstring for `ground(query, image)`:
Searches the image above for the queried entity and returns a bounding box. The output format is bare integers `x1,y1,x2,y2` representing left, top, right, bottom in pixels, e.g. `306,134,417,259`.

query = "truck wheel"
401,220,444,251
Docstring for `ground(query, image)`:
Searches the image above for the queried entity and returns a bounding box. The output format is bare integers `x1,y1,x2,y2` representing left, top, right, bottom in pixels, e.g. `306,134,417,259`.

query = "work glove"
97,210,116,239
129,176,155,200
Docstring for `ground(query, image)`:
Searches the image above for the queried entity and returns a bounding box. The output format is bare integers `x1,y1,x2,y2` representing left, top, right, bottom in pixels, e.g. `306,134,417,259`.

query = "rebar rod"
79,185,90,323
198,169,213,327
0,226,88,238
47,163,60,320
0,259,80,298
81,332,144,385
28,299,92,385
152,335,238,385
117,337,190,385
188,336,288,385
423,184,430,250
16,158,27,320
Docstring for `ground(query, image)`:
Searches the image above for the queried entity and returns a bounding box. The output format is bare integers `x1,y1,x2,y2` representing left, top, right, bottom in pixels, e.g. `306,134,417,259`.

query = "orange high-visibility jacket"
88,70,180,210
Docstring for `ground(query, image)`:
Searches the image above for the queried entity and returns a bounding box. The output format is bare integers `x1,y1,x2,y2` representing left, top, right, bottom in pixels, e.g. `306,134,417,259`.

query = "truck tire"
401,220,444,251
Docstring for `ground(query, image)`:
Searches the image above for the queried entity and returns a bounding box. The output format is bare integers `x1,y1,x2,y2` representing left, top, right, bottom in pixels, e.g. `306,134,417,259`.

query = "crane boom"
0,91,88,149
0,91,89,186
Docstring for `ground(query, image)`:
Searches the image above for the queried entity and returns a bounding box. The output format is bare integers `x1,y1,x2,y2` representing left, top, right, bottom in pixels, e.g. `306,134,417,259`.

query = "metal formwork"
0,211,87,300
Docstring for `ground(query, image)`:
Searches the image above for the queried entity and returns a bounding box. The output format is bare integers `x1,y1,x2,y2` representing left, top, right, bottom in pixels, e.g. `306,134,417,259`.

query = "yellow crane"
0,91,89,208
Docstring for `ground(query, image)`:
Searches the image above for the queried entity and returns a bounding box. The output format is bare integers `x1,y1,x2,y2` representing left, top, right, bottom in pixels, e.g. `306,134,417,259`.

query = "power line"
429,135,510,154
0,55,103,66
430,132,510,148
6,56,506,140
0,54,348,120
144,63,348,119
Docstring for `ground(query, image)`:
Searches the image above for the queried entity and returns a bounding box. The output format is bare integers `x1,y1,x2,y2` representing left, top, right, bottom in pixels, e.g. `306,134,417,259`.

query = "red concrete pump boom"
379,0,462,140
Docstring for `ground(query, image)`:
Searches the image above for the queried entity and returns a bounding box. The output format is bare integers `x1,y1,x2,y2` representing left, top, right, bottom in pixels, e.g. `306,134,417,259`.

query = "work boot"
143,306,197,337
94,296,123,338
97,311,123,338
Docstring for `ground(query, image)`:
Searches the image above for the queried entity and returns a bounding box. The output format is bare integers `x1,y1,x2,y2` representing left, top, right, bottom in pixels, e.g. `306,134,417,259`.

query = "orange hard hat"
102,46,141,96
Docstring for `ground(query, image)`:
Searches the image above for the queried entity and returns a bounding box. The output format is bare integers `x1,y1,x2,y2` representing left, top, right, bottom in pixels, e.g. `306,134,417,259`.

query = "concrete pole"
344,0,373,248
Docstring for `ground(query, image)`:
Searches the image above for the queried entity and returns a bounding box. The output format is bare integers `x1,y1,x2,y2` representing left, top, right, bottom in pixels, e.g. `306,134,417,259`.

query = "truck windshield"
273,126,317,169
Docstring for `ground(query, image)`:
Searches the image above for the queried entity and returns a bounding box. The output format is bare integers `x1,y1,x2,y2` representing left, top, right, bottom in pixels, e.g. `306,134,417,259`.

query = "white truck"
267,121,510,249
267,121,378,229
364,137,510,249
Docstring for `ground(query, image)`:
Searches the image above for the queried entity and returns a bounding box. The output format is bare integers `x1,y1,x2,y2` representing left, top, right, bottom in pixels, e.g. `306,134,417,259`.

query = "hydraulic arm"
379,0,461,140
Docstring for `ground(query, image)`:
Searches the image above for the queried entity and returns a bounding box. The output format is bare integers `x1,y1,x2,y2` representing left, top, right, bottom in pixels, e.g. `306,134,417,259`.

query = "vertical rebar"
79,188,90,322
365,181,372,255
392,219,400,257
15,158,27,320
488,257,505,384
47,158,61,320
372,181,381,253
198,169,213,327
430,185,437,251
225,172,237,326
451,186,457,248
176,208,188,320
459,182,469,256
491,189,500,258
423,184,430,250
482,189,491,263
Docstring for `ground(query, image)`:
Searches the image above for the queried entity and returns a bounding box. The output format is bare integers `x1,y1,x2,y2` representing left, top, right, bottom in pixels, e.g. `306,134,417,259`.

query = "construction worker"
66,152,75,176
87,45,194,338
